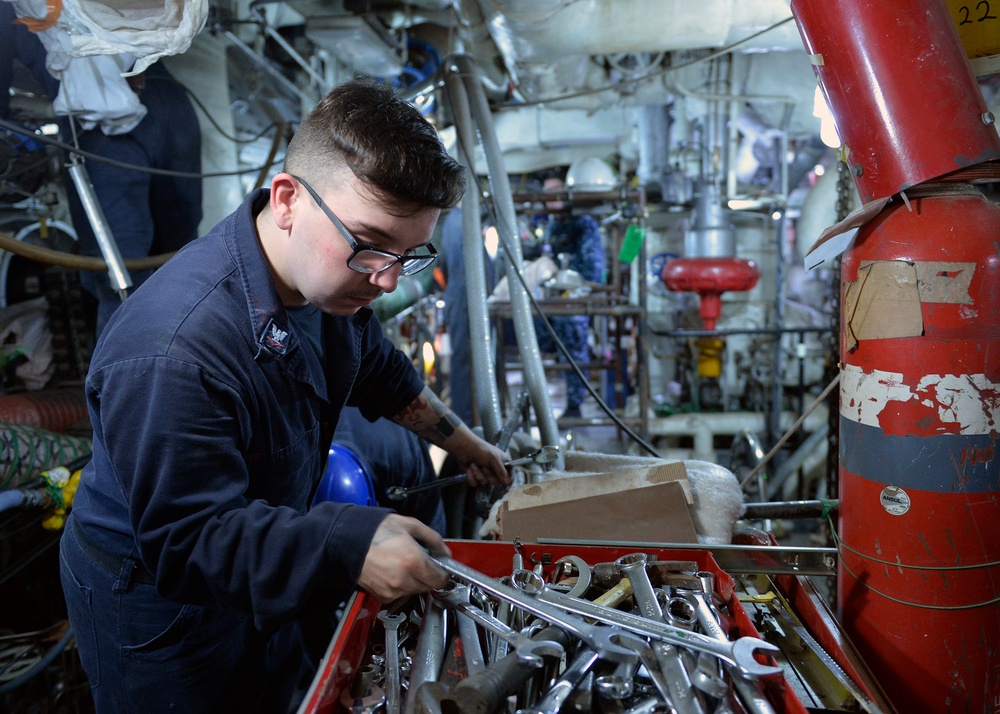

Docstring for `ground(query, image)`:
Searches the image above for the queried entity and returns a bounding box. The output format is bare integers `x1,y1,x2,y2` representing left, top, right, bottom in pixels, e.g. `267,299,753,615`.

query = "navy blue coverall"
60,190,425,713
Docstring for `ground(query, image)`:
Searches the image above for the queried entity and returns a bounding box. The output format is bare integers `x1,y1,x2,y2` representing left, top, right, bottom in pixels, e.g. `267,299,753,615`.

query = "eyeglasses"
291,175,438,277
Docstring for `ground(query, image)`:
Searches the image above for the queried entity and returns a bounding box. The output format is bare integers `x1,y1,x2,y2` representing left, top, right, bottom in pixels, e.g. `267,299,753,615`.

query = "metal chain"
834,158,853,222
822,159,853,599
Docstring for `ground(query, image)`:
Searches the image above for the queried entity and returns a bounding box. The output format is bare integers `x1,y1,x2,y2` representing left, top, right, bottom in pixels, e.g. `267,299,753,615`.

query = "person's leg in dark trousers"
59,516,271,713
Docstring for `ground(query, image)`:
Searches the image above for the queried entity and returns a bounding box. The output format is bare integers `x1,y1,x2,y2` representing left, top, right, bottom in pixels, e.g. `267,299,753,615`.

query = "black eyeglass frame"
290,174,438,277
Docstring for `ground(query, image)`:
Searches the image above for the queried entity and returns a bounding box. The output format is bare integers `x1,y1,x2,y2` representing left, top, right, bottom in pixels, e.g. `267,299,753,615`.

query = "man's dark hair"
285,78,465,209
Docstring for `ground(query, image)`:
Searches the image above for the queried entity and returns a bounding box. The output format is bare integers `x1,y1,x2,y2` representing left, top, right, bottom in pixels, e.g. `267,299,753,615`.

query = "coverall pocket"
59,544,101,687
121,603,251,712
120,594,198,658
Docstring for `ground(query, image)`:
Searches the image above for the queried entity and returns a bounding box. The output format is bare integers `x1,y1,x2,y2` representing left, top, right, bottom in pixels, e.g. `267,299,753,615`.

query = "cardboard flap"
499,460,699,545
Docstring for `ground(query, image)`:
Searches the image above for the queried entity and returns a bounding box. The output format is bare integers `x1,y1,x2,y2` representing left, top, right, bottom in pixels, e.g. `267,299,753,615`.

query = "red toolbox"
299,540,855,713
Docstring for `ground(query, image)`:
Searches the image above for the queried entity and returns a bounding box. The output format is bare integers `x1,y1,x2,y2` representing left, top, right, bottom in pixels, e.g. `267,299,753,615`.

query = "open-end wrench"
432,555,639,664
386,446,561,500
450,584,487,676
677,585,776,714
550,555,592,598
616,553,705,714
511,570,782,678
377,610,406,714
433,587,565,667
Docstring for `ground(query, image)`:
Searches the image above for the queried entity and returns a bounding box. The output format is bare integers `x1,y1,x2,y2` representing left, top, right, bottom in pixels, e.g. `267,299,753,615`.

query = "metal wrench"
550,555,592,598
403,596,447,714
450,584,487,675
617,553,705,714
433,587,565,667
511,570,782,677
377,610,406,714
432,555,639,664
516,647,601,714
677,586,776,714
386,446,561,500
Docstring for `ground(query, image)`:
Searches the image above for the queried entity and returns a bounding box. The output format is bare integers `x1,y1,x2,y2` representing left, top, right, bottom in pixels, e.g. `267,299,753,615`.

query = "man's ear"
269,173,298,230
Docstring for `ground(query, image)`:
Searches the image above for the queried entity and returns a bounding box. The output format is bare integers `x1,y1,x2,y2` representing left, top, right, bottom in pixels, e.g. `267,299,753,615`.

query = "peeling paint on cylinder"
838,190,1000,712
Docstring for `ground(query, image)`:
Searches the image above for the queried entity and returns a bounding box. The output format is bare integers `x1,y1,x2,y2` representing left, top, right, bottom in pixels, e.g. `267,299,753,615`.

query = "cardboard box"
499,453,699,544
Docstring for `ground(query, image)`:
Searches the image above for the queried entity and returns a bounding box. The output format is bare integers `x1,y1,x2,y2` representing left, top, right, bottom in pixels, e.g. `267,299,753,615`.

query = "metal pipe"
443,70,503,441
651,325,832,337
67,161,132,299
742,499,839,520
448,54,561,463
259,22,331,93
224,31,316,106
768,422,830,500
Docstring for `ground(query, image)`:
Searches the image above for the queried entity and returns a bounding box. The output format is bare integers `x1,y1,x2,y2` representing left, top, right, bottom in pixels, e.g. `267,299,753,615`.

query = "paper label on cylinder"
880,486,911,515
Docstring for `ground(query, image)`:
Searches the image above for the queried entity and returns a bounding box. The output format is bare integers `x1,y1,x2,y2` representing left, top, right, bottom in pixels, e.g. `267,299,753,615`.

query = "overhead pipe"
446,54,561,464
442,70,503,442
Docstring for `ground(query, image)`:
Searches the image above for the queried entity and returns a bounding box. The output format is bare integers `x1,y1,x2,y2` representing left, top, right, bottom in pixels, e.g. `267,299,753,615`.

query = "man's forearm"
391,386,465,447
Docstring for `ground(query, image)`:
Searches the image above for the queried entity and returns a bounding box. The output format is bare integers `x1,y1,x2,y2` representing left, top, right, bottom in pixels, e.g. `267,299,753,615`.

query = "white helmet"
566,157,618,191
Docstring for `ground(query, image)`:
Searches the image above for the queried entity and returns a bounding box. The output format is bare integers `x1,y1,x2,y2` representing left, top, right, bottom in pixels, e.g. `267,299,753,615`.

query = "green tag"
617,224,645,263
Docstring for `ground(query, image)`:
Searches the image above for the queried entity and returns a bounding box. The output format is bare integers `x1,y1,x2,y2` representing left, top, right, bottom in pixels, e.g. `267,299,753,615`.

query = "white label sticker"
880,487,911,516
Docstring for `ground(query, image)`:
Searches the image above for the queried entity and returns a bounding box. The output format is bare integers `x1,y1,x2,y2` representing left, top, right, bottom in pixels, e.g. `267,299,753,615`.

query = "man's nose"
371,264,401,292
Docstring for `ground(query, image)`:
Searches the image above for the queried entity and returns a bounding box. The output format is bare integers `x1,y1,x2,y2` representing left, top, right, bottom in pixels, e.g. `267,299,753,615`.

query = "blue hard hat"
312,443,378,507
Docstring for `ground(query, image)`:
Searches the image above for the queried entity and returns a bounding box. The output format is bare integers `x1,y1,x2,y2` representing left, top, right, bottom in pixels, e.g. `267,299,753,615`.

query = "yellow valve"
695,337,724,379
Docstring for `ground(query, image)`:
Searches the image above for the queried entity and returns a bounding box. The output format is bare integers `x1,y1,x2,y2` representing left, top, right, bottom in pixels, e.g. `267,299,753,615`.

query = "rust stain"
961,444,995,466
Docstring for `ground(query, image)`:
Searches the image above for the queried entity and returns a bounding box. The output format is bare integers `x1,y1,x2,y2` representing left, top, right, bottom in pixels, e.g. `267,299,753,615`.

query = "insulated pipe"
443,70,503,442
648,409,828,463
448,55,561,463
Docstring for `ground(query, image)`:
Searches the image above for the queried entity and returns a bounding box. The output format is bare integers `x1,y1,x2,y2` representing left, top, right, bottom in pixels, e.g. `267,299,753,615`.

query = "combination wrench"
616,553,704,714
509,567,782,678
377,610,407,714
433,586,565,667
432,555,640,665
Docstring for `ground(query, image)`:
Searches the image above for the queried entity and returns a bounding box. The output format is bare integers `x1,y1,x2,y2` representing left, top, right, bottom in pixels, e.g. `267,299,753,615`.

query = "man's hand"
391,386,511,488
357,514,451,602
451,434,509,488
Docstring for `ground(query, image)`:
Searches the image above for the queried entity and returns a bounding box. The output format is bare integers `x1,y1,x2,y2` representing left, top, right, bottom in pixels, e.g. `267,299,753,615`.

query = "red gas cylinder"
661,257,759,330
791,0,1000,203
839,186,1000,712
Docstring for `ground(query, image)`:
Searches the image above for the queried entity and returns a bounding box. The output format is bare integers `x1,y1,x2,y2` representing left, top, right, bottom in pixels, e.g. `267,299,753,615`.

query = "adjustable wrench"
432,555,639,664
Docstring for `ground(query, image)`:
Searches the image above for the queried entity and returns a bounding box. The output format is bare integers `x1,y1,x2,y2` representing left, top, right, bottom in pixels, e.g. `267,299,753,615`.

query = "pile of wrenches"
342,551,784,714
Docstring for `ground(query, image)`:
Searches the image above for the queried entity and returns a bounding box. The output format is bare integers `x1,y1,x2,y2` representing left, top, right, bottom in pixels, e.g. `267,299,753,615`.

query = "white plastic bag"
53,54,148,134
